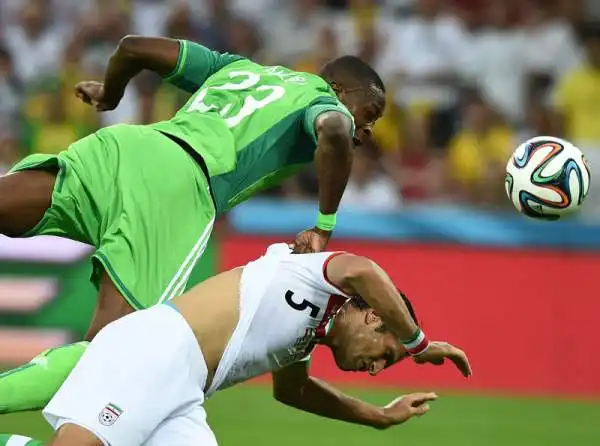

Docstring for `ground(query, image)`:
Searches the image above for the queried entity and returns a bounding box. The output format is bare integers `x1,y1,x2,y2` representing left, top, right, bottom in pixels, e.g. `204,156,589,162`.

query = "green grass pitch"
1,384,599,446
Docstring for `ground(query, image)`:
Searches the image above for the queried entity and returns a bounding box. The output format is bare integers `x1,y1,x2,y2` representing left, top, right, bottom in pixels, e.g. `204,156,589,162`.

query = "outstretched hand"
413,341,472,378
377,392,438,429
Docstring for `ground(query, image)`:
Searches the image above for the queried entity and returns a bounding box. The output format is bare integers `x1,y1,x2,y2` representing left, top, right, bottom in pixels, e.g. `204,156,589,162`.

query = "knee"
49,423,104,446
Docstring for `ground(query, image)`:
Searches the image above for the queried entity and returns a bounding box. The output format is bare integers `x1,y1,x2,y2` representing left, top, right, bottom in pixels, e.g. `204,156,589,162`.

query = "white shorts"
43,304,217,446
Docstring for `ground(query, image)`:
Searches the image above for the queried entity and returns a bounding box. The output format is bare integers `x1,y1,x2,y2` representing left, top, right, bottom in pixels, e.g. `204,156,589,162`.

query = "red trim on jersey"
315,294,347,338
322,252,348,295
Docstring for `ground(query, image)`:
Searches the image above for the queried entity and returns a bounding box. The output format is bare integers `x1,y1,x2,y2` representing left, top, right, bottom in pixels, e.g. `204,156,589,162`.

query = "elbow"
117,35,144,58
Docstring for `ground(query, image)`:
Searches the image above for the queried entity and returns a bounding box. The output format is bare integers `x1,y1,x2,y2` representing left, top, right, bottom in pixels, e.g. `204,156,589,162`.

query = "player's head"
319,56,385,144
327,290,418,375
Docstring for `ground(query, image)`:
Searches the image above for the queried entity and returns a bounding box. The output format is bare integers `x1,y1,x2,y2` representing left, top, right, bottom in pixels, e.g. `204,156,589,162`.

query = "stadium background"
1,0,600,444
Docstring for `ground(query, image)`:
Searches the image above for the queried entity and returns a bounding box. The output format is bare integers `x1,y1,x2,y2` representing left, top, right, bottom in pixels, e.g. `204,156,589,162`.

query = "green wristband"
316,212,337,231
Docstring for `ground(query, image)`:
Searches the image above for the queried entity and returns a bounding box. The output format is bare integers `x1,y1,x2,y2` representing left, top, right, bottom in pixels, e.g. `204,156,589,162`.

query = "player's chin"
337,363,357,372
333,354,353,372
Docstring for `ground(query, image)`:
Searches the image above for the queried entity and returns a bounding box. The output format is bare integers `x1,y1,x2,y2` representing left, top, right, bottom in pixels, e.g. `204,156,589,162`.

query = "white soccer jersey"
208,244,350,394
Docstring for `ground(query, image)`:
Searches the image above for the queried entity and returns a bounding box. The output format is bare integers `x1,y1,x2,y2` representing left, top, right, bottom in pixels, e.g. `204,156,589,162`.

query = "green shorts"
11,124,216,310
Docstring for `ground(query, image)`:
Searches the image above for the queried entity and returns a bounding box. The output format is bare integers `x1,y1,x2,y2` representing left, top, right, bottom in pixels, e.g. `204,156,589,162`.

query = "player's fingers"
74,87,91,104
447,347,472,377
404,392,438,406
410,403,430,416
292,244,308,254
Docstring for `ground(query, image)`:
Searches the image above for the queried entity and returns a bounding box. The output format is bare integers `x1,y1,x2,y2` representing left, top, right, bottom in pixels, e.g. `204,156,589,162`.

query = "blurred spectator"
228,0,278,24
75,2,141,126
294,28,340,74
341,144,402,210
521,0,581,97
553,22,600,216
263,0,328,66
24,86,83,155
377,0,468,149
0,46,22,132
3,0,69,88
164,2,201,41
1,0,92,30
394,114,446,202
130,0,175,37
447,95,514,205
226,18,264,60
0,123,20,172
196,0,238,52
462,0,527,124
0,45,23,169
518,101,553,143
552,22,600,149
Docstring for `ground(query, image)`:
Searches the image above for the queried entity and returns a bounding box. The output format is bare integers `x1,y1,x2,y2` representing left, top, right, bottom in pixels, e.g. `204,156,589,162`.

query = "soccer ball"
505,136,590,220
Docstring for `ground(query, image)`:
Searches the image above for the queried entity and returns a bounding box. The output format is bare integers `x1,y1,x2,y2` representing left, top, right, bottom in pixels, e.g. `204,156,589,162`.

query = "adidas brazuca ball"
505,136,591,220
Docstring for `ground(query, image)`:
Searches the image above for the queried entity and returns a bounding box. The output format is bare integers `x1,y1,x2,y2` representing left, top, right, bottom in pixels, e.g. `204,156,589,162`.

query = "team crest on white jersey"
98,403,123,426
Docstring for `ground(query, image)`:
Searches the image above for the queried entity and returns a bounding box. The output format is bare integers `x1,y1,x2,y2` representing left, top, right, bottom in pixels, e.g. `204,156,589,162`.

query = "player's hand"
292,227,331,254
74,81,121,111
377,392,438,429
413,341,472,378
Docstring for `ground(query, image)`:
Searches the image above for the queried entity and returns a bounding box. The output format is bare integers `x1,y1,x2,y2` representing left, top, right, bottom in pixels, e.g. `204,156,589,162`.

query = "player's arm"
315,111,354,215
272,361,436,429
294,111,354,253
75,36,180,111
75,36,243,110
325,253,472,377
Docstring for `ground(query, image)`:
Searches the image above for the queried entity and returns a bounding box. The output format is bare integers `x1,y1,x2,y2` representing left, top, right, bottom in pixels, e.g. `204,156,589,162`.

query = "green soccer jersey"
151,40,355,215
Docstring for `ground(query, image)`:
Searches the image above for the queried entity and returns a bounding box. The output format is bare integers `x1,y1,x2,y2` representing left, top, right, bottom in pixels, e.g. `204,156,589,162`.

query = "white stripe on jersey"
170,226,212,299
6,435,34,446
159,218,214,303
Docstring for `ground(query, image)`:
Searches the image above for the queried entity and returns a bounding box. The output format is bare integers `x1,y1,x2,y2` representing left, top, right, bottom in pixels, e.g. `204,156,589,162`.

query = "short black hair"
348,288,419,326
320,55,385,95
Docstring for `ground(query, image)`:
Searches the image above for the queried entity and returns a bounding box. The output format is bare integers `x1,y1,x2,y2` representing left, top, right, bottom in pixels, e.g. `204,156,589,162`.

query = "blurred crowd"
1,0,600,213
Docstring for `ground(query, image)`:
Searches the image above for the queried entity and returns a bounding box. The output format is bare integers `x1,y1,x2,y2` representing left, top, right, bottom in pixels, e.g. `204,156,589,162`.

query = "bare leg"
85,270,135,340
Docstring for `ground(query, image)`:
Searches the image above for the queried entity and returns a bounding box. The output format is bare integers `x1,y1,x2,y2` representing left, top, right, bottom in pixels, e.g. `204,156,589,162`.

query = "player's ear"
364,309,381,326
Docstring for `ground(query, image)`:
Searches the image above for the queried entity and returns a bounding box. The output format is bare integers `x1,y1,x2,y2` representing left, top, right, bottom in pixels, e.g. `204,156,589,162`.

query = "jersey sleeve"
162,40,245,93
283,251,351,299
303,99,356,145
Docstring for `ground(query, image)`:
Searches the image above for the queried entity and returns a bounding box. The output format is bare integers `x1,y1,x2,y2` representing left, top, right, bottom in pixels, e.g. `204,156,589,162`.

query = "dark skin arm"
75,35,180,111
293,111,354,254
272,360,436,429
326,253,472,377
